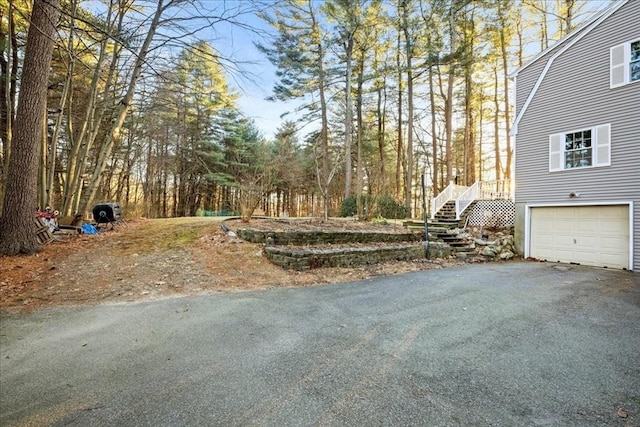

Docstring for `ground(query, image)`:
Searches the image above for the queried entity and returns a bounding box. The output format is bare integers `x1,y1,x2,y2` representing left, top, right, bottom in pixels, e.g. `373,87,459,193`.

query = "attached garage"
529,205,630,270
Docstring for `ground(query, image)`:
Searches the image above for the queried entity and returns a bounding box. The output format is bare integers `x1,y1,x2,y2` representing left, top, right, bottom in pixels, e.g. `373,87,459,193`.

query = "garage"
529,205,630,269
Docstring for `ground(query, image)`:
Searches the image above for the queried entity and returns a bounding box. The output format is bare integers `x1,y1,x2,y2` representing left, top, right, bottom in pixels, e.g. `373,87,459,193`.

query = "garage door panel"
601,235,627,249
530,205,629,269
601,253,624,265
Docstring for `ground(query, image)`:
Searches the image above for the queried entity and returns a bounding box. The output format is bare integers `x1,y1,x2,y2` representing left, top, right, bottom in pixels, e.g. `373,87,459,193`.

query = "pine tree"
0,0,60,255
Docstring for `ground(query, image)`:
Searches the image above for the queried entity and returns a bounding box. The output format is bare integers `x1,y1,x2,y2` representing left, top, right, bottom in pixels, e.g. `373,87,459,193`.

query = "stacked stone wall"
237,229,423,245
264,244,425,270
231,225,469,271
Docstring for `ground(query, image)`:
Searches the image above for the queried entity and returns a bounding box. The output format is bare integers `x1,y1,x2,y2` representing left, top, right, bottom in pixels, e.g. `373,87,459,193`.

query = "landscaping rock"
481,246,498,257
499,250,515,260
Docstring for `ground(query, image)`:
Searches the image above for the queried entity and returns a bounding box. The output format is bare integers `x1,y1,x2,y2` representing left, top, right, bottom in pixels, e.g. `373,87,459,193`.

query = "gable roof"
510,0,629,136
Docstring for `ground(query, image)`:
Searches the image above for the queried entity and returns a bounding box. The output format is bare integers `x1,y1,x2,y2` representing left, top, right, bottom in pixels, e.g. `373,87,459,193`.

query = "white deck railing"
432,179,513,220
455,181,479,219
478,180,513,200
431,182,468,219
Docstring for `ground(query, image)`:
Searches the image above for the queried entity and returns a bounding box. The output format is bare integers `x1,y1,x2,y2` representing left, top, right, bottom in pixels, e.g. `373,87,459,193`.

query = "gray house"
511,0,639,271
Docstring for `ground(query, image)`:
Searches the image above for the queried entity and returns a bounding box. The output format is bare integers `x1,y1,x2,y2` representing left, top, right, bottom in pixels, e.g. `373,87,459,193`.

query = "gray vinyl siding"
514,0,640,270
515,57,548,113
515,39,573,113
513,8,606,114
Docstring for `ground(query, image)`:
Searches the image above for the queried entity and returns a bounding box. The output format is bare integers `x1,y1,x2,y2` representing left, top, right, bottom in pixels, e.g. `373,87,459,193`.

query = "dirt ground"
0,217,466,313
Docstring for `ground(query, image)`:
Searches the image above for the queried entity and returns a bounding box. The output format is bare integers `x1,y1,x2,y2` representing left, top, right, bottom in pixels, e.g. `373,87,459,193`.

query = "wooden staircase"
403,201,477,255
433,200,477,228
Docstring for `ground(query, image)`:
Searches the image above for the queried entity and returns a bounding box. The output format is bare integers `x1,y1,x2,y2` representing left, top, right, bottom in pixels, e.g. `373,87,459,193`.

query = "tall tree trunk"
0,3,19,211
516,10,524,68
395,25,403,201
78,0,167,215
464,69,474,185
376,82,386,194
47,0,76,208
309,3,330,220
403,36,414,216
355,55,364,218
495,0,512,181
343,35,353,200
428,64,439,195
400,0,414,215
62,0,124,216
463,7,476,186
493,65,502,181
39,105,47,207
444,4,455,185
0,0,60,255
500,21,512,181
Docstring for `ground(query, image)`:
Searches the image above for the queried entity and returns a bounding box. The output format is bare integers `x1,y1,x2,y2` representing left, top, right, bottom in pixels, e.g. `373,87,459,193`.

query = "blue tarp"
82,223,98,234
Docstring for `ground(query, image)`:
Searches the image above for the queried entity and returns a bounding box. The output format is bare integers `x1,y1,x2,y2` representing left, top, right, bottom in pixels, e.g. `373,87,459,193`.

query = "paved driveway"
1,262,639,426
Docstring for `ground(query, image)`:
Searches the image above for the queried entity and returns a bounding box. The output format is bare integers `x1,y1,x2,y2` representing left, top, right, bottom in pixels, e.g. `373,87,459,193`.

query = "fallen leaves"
1,217,463,313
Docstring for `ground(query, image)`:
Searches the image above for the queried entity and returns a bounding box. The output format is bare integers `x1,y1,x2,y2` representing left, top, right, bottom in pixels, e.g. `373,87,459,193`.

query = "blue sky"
204,1,302,140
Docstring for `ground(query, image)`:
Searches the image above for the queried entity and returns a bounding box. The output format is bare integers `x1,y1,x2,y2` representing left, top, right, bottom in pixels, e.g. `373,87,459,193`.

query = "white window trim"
611,38,640,88
549,124,611,172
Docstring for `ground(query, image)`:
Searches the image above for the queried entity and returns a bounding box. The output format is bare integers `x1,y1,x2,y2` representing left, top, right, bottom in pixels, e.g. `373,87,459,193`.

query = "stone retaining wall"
238,229,423,245
264,243,426,270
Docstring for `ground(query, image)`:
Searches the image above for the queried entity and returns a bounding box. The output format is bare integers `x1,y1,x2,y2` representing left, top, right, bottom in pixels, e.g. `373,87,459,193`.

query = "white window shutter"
595,124,611,167
549,133,563,172
610,43,627,88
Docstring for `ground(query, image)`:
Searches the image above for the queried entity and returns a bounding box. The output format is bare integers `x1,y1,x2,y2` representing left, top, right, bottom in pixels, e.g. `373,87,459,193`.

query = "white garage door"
530,205,629,269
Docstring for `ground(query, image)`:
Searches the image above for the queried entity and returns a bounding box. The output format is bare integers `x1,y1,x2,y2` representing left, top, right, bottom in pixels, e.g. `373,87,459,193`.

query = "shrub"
377,195,408,219
340,195,373,217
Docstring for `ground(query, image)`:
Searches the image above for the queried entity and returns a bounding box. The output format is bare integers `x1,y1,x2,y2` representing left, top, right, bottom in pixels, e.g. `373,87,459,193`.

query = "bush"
377,195,409,219
340,196,357,217
340,195,372,217
341,194,408,219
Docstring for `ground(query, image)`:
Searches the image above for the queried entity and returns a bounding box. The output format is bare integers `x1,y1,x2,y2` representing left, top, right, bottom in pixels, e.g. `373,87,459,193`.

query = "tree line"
0,0,605,254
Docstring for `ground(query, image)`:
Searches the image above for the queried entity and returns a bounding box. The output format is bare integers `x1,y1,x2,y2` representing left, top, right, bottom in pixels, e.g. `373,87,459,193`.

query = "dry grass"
0,216,463,313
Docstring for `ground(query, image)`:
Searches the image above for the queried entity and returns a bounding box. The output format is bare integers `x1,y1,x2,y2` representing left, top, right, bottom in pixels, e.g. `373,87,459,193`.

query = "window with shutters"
611,39,640,88
564,130,592,169
549,124,611,172
631,40,640,82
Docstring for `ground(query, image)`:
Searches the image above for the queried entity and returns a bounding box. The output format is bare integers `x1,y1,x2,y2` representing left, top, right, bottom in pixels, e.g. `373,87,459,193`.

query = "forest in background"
0,0,610,223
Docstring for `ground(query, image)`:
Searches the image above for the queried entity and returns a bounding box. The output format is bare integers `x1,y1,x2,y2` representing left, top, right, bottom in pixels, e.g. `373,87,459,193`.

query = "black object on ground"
92,202,122,229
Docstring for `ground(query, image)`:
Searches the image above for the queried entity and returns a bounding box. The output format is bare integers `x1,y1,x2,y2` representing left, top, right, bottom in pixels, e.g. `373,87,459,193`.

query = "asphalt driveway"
1,261,639,426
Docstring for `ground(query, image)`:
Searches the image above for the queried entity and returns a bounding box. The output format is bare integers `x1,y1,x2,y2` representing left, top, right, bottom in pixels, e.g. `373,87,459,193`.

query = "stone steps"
435,233,475,253
403,218,476,255
237,224,437,271
235,220,477,271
